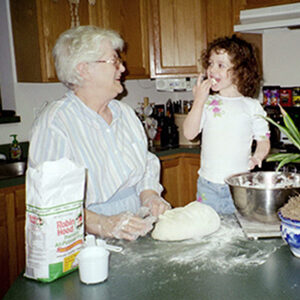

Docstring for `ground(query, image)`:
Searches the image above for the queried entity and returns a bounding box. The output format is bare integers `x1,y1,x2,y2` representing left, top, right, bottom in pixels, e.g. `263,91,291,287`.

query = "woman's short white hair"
52,25,124,89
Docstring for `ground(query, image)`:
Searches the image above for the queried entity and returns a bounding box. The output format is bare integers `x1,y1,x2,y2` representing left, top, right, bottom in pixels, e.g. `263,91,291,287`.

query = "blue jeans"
196,176,235,214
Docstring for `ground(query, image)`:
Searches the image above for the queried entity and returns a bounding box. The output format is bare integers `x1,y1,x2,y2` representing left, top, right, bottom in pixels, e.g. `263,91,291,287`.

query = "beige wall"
263,29,300,86
0,79,193,145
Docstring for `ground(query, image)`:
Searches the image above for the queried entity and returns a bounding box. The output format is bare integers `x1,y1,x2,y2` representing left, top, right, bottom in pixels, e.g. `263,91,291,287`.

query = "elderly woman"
28,25,170,240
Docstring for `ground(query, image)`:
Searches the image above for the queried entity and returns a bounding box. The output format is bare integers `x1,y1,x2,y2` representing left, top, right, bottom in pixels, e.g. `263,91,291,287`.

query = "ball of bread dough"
151,201,220,241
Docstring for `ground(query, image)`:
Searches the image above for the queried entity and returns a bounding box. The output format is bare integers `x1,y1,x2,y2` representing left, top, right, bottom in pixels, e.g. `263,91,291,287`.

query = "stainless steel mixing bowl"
225,171,300,223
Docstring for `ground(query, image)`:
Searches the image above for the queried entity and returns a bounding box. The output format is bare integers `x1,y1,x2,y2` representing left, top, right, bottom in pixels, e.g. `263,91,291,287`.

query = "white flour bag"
24,158,86,282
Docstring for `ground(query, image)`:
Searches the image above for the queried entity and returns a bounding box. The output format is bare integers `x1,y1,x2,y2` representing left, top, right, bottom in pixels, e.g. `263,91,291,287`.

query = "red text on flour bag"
57,219,75,236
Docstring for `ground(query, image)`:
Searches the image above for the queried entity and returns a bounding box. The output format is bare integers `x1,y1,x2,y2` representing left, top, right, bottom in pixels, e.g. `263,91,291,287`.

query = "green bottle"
10,134,22,160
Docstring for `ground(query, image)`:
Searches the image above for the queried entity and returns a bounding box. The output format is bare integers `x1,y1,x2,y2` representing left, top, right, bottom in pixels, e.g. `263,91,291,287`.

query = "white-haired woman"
28,26,170,241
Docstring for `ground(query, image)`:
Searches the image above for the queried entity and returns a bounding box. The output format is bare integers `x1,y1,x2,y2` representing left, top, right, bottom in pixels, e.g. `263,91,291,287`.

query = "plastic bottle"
10,134,22,160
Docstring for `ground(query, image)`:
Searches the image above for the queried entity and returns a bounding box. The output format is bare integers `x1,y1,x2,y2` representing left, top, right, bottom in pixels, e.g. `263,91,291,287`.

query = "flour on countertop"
113,215,284,274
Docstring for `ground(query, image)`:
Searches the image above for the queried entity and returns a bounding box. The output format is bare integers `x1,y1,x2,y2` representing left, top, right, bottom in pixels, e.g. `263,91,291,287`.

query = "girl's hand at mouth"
193,73,212,104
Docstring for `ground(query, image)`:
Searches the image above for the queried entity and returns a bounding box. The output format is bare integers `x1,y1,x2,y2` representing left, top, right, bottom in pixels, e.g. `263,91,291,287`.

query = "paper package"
24,158,86,282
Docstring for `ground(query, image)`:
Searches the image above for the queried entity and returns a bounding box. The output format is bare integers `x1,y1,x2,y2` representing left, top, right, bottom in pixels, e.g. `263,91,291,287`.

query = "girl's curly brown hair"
201,35,261,98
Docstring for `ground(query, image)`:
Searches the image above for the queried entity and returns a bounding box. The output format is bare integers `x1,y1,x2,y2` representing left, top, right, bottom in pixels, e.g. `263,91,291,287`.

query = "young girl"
183,35,270,214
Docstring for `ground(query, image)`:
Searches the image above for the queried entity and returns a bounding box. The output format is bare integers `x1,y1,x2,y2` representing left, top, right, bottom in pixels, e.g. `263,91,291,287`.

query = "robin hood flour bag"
24,158,86,282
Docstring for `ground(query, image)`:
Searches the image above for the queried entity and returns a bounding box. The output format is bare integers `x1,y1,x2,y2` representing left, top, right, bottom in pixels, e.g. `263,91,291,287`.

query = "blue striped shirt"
28,90,163,207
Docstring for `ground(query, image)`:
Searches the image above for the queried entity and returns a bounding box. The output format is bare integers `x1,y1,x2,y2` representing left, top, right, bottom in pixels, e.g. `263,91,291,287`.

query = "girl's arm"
249,139,271,169
183,74,212,140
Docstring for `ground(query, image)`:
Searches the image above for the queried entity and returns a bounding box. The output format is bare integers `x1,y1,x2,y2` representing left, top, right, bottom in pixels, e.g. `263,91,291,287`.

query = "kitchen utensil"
225,171,300,223
76,246,110,284
85,234,123,252
96,238,123,253
144,105,153,117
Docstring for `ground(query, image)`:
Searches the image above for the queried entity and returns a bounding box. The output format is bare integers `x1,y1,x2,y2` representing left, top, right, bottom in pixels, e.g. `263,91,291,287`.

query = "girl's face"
207,49,241,97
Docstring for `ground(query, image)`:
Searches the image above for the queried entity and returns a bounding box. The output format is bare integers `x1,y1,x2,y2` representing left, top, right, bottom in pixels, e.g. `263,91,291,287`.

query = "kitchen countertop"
0,174,25,189
152,145,200,157
3,216,300,300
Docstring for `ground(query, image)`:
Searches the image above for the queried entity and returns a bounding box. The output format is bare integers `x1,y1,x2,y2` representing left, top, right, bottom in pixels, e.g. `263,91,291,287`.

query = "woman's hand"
109,212,155,240
85,209,155,241
140,191,171,217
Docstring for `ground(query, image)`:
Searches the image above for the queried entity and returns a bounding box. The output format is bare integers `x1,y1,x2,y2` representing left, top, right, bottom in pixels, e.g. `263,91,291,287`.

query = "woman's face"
88,40,126,99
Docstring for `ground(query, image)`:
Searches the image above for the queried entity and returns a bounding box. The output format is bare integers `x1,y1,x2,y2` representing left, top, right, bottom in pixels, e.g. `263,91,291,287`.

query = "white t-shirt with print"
199,94,269,184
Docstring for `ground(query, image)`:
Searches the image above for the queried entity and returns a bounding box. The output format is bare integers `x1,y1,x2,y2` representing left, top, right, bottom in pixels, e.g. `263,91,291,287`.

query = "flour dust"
114,215,284,274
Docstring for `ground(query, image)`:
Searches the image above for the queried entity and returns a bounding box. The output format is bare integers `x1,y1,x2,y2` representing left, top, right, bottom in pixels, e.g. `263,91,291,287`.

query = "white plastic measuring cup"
76,246,110,284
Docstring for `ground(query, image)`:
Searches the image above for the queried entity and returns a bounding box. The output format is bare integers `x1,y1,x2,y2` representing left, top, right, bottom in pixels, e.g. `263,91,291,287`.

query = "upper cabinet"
148,0,237,78
10,0,149,82
11,0,298,82
148,0,206,78
92,0,149,79
205,0,234,45
10,0,91,82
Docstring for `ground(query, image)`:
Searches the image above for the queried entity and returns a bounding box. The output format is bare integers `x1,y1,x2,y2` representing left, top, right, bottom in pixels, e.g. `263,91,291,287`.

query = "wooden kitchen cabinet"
159,153,200,208
10,0,149,82
0,184,25,299
92,0,149,79
147,0,259,78
148,0,206,78
10,0,298,83
205,0,234,45
10,0,91,82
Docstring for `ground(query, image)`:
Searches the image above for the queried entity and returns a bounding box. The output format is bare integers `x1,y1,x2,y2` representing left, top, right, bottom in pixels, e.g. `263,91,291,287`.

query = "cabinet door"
205,0,234,45
0,192,10,299
36,0,90,81
11,0,92,82
183,155,200,203
160,156,181,207
148,0,206,78
160,153,200,207
99,0,149,79
15,188,26,274
0,184,26,298
11,0,148,82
